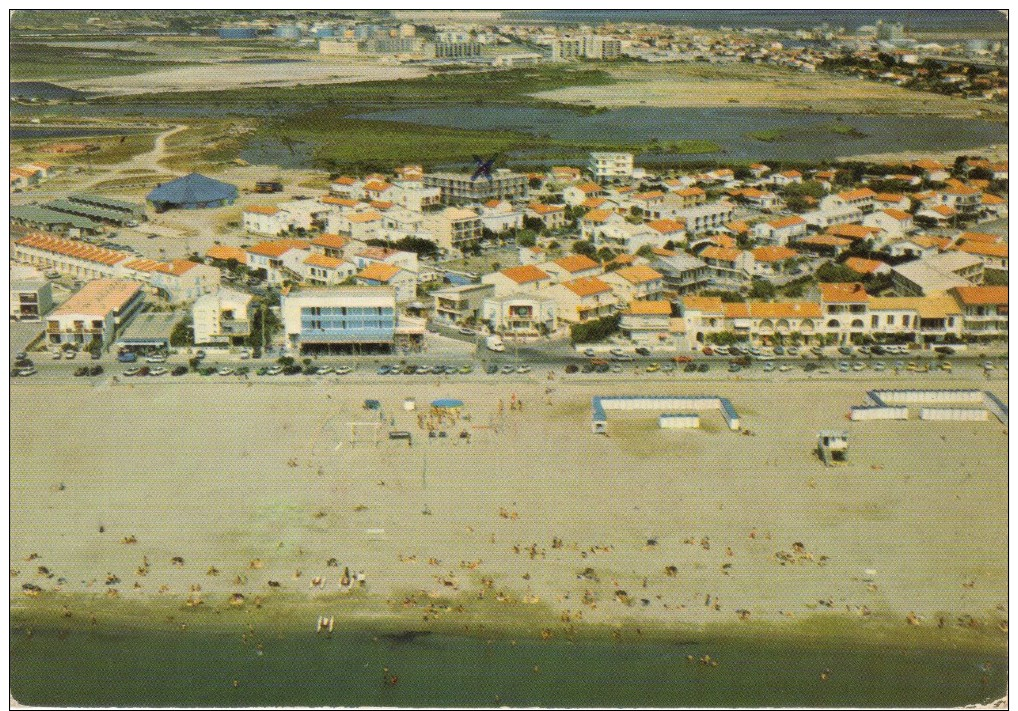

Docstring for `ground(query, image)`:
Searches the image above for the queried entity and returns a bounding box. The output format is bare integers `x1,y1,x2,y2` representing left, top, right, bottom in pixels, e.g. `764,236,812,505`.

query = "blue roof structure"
147,173,238,208
431,399,464,409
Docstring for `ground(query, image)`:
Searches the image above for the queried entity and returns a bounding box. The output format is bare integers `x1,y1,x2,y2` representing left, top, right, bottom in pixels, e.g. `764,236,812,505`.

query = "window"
887,315,895,325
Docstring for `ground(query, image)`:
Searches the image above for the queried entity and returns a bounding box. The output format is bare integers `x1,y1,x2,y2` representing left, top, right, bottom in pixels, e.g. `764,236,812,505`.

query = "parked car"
583,348,596,357
564,364,579,374
89,365,104,376
838,346,853,356
15,352,27,361
728,363,742,373
171,366,188,376
486,363,499,375
646,363,660,373
149,367,169,376
16,367,36,377
763,363,775,373
458,327,475,336
773,346,785,356
702,346,714,356
786,347,799,356
611,353,635,362
713,345,730,355
266,366,283,376
117,352,137,363
335,366,352,375
634,347,651,357
74,366,89,377
124,367,142,377
91,350,102,360
217,368,234,376
684,363,697,373
500,365,515,374
697,363,709,373
315,366,333,375
672,355,693,363
459,364,473,374
146,354,167,363
51,350,62,360
516,365,531,374
873,362,886,372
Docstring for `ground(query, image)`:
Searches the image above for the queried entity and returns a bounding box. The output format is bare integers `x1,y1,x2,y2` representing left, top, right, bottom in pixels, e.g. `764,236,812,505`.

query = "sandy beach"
10,375,1008,646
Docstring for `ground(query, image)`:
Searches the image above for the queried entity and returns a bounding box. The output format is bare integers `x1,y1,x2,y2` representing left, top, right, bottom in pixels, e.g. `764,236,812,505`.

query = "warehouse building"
46,279,144,349
147,173,238,212
423,170,528,205
282,287,402,354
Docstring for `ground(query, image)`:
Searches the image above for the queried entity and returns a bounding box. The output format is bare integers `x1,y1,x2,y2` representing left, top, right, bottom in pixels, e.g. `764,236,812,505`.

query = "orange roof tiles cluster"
51,279,142,317
17,232,129,266
929,205,957,217
581,197,609,210
844,257,887,275
613,265,663,284
956,231,1002,244
953,241,1008,259
702,246,743,262
205,246,248,264
874,193,906,203
333,176,358,186
724,220,750,235
633,190,665,201
646,219,685,234
950,285,1008,306
527,202,565,215
358,262,402,282
311,233,350,250
499,264,550,284
576,182,602,194
767,215,806,229
123,258,162,272
674,187,706,197
357,246,399,260
722,301,821,319
982,193,1007,205
818,282,869,303
152,259,199,277
681,296,724,313
798,234,853,247
826,223,880,240
752,245,798,262
625,300,671,315
363,181,392,193
247,240,310,258
562,276,612,298
304,254,347,269
882,208,912,221
245,205,280,216
837,188,877,201
346,211,383,224
553,254,600,273
321,196,360,207
583,209,613,223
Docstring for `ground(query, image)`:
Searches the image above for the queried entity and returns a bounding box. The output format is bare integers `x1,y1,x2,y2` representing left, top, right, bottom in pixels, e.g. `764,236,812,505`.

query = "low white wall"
874,389,984,405
850,406,908,421
919,408,989,422
659,414,700,429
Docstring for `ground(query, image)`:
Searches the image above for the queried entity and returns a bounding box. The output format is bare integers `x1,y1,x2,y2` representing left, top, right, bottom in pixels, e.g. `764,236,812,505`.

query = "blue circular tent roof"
431,399,464,409
147,172,239,206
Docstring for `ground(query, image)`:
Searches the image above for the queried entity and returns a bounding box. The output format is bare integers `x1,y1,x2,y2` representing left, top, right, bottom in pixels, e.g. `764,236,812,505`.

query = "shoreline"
11,591,1008,655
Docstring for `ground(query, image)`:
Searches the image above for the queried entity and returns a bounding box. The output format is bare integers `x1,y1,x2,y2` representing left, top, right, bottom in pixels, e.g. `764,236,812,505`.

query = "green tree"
816,262,863,282
569,313,621,344
170,316,193,347
572,239,596,258
516,231,537,248
395,236,439,259
636,244,656,259
748,278,777,300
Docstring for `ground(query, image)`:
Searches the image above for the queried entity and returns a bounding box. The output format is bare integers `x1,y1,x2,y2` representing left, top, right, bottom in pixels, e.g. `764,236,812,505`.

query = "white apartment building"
192,287,254,346
588,152,634,182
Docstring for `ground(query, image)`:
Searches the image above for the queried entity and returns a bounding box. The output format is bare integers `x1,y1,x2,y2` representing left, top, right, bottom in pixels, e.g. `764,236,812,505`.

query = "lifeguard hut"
817,430,849,467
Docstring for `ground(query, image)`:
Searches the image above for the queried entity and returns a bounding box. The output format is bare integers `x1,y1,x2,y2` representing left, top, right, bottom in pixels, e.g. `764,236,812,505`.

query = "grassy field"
11,42,188,82
10,131,160,166
747,121,868,143
534,62,1009,119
